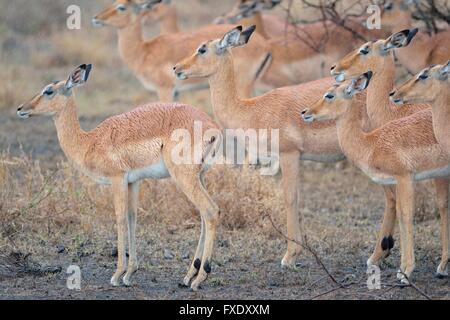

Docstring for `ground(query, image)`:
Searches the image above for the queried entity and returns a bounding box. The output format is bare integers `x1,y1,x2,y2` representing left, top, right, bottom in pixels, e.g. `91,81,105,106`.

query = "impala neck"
336,100,373,166
241,12,269,39
431,87,450,153
117,18,146,73
366,55,397,128
207,54,247,128
53,96,89,166
160,6,179,33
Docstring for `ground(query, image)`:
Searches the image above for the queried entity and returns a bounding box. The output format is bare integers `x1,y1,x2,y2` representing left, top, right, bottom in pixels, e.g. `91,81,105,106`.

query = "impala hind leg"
110,177,129,286
396,176,415,284
368,185,397,267
183,216,206,286
167,163,219,291
434,179,449,278
123,181,140,286
279,151,302,268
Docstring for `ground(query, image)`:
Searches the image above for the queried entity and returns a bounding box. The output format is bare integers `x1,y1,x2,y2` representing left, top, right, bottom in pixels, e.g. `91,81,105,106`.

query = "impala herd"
15,0,450,291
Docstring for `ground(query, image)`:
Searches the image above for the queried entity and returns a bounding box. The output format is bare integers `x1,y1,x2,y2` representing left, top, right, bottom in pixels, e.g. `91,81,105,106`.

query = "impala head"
381,0,416,31
173,25,256,80
92,0,162,28
17,64,92,119
215,0,282,24
330,28,418,82
390,61,450,105
301,72,372,123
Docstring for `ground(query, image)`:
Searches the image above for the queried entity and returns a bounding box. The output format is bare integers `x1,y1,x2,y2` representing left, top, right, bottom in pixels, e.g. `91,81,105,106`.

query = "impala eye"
116,5,127,12
384,3,394,10
359,47,370,55
43,87,55,96
325,93,335,100
418,73,429,80
197,45,207,55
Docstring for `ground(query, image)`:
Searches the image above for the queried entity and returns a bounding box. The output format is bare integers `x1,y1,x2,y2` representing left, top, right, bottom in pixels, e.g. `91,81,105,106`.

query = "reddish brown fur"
93,0,271,101
17,66,223,291
174,28,369,267
304,79,450,280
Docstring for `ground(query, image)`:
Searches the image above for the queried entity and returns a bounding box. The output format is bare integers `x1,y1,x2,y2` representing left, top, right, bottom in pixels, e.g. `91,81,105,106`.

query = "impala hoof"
122,274,132,287
435,265,448,279
110,276,120,287
183,276,192,287
396,270,410,285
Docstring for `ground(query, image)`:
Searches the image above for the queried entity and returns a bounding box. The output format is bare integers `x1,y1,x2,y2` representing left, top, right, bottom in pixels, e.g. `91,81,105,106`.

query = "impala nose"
330,65,336,71
91,18,103,27
389,91,395,96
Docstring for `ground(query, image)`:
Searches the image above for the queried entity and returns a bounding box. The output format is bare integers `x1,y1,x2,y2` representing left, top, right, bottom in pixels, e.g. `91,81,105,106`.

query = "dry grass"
0,153,286,254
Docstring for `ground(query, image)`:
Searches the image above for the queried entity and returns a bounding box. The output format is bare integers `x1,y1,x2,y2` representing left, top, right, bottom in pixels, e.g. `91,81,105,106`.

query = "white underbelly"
300,153,346,163
365,165,450,185
126,158,171,184
76,158,171,186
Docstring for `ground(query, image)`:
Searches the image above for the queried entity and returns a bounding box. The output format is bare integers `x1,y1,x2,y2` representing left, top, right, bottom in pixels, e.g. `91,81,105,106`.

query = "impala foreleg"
280,151,302,269
111,177,129,286
396,175,415,284
434,178,449,278
368,185,396,267
123,181,140,286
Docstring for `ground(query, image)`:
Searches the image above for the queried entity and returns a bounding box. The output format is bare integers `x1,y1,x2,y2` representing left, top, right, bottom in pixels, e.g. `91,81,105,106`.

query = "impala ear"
439,61,450,79
64,64,92,92
383,28,418,51
136,0,163,12
346,72,372,96
238,25,257,45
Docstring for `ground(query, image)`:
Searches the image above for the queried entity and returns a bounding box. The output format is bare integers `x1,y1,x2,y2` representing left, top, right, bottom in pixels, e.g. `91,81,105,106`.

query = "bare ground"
0,0,449,300
0,113,449,300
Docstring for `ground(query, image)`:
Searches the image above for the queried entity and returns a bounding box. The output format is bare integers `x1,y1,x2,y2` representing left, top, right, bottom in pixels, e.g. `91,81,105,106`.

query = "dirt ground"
0,0,449,300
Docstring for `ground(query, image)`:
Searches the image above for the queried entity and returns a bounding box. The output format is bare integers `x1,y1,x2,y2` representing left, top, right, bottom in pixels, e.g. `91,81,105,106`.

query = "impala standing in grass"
330,28,450,272
174,25,369,268
16,64,223,291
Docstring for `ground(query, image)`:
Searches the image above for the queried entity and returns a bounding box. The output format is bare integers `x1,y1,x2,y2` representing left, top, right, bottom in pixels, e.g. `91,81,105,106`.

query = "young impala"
16,64,223,291
302,73,450,282
381,0,450,74
392,61,450,154
174,25,369,269
92,0,271,101
331,29,450,270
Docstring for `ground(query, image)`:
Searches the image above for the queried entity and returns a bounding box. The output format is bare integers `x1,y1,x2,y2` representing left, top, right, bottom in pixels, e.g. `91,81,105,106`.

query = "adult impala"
92,0,272,101
16,64,223,291
174,25,369,268
330,29,450,269
302,72,450,282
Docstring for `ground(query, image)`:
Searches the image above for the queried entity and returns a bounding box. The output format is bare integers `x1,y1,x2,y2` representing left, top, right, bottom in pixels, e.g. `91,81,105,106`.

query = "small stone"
164,249,175,260
181,251,190,260
56,245,65,254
